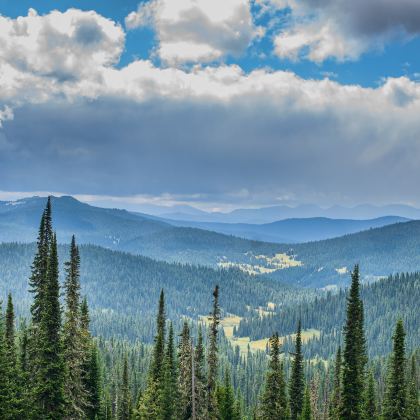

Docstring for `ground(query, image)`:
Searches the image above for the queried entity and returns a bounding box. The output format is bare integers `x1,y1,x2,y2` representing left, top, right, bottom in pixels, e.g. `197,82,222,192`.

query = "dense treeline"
0,199,419,419
0,242,314,343
237,272,420,358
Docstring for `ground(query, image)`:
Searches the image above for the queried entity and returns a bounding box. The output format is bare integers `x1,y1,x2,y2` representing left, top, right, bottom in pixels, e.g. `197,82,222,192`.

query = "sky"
0,0,420,212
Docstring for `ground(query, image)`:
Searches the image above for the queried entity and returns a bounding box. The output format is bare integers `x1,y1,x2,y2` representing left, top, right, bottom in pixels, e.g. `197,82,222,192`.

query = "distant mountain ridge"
1,196,420,287
161,203,420,223
165,215,409,243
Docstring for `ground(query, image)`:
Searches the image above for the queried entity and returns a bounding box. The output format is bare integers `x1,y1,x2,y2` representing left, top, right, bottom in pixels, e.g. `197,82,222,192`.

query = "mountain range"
1,196,420,287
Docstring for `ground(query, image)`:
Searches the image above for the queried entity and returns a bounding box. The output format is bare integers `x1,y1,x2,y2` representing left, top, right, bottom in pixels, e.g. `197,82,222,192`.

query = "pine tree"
5,293,20,418
329,346,342,420
161,323,179,420
0,302,11,418
383,319,407,420
178,321,192,420
299,385,311,420
341,265,366,420
406,355,419,420
259,333,288,419
85,343,102,420
63,235,89,418
119,356,132,420
194,325,208,420
363,370,377,420
207,285,220,419
290,319,304,420
29,197,52,324
137,290,166,419
218,368,235,420
36,233,65,419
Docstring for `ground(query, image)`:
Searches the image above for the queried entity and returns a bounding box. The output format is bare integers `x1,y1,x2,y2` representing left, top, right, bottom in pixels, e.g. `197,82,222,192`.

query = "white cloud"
125,0,261,64
267,0,420,62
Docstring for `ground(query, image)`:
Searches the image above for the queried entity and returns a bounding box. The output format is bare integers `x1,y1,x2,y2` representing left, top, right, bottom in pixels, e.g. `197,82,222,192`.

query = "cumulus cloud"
1,7,420,206
268,0,420,62
125,0,261,64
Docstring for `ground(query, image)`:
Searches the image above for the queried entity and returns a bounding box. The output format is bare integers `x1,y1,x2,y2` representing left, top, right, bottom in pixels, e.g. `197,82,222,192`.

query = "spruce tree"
259,333,288,419
5,294,20,418
36,233,65,419
299,385,311,420
207,285,220,419
85,343,102,420
119,356,132,420
341,265,366,420
0,302,11,418
137,290,166,419
290,319,304,420
161,323,179,420
383,319,407,420
178,321,192,420
194,325,208,420
363,370,377,420
329,346,342,420
62,235,88,418
406,355,419,420
218,368,235,420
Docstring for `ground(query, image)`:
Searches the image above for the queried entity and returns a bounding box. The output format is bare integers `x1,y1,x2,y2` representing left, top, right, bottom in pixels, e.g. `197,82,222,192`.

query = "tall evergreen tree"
178,321,192,420
119,356,132,420
36,233,65,419
218,368,235,420
329,346,342,420
290,319,304,420
0,302,11,418
84,343,102,420
383,319,407,420
406,355,419,420
207,285,220,419
259,333,288,420
162,323,179,420
341,265,366,420
363,370,377,420
137,290,166,419
299,385,312,420
194,325,208,420
62,235,89,418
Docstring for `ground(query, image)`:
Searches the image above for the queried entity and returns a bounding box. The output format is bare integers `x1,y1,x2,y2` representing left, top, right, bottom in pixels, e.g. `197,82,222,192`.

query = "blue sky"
0,1,420,211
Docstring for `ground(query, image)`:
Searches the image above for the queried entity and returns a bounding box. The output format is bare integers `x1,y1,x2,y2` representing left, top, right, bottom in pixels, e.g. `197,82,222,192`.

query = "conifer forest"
0,200,419,419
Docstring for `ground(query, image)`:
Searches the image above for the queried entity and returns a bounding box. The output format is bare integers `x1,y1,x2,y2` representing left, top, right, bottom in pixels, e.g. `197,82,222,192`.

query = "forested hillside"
2,196,420,288
237,272,420,358
0,242,310,342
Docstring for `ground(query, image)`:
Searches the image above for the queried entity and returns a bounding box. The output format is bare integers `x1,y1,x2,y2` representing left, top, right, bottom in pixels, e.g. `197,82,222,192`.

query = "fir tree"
119,356,132,420
363,370,377,420
383,319,407,420
36,233,65,419
85,343,102,420
341,265,366,420
62,235,89,418
137,290,166,419
218,368,235,420
178,321,192,420
406,355,419,420
299,385,311,420
0,302,11,418
259,333,288,419
207,285,220,419
194,325,208,420
290,319,304,420
161,323,179,420
329,346,342,420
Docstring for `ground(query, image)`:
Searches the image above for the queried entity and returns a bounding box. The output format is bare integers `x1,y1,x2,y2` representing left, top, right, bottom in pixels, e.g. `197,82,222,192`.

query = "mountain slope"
165,216,408,243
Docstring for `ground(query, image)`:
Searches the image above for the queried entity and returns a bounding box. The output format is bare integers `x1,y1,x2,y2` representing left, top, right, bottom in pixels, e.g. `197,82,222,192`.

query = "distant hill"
1,196,420,287
161,203,420,223
165,216,408,243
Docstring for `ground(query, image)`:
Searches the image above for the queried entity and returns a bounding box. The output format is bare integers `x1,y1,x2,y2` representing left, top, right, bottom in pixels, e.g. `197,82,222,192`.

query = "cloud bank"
0,7,420,206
